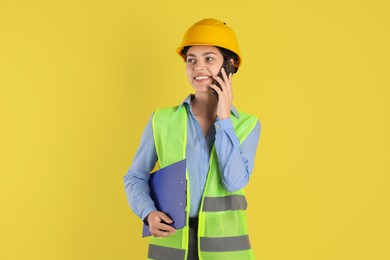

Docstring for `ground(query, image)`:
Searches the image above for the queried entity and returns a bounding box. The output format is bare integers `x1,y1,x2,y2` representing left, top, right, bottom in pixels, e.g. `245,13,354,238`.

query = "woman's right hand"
147,211,177,237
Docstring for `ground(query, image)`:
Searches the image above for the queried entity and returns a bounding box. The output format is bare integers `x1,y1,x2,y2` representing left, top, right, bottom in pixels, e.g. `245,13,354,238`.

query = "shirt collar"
177,94,240,118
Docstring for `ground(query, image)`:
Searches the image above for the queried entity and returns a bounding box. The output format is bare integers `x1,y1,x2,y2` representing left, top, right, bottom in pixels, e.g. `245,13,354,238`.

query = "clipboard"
142,159,186,237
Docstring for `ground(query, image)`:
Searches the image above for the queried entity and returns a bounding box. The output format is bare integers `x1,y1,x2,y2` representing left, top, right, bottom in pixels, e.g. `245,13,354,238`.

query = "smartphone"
212,60,236,96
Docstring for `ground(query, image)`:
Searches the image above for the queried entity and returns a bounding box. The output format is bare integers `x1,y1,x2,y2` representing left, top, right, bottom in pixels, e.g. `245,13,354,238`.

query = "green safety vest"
147,105,258,260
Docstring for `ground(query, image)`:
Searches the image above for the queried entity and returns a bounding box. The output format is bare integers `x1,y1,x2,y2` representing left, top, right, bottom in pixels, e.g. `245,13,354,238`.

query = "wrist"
215,118,234,132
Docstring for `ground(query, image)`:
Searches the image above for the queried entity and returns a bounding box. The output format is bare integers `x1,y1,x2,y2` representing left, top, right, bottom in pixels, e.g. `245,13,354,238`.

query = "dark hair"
181,46,239,73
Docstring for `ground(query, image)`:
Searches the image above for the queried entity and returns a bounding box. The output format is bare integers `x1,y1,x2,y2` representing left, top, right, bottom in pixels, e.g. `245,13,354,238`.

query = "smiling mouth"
194,76,211,80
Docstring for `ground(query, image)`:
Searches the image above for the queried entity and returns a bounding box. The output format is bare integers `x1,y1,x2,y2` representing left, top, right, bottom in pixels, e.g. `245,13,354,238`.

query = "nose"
194,60,206,72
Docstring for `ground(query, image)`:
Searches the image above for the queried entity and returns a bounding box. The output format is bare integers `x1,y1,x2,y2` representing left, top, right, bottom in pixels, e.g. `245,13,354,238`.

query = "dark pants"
187,218,199,260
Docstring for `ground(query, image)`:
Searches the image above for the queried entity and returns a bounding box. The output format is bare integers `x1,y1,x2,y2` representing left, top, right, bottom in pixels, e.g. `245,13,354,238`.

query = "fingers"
209,84,222,96
158,211,173,224
220,67,230,85
210,67,234,120
213,68,232,95
147,211,176,237
150,222,176,237
222,68,233,96
148,211,173,224
228,72,233,96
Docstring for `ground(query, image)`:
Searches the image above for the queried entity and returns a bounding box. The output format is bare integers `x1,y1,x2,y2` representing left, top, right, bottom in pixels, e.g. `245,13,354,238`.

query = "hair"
181,46,239,73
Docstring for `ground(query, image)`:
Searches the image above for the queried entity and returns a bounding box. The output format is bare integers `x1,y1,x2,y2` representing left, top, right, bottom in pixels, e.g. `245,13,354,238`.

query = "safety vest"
147,105,257,260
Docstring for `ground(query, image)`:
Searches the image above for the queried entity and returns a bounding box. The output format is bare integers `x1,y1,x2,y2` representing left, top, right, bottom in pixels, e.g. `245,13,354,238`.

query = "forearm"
124,170,157,220
123,115,158,220
215,118,261,192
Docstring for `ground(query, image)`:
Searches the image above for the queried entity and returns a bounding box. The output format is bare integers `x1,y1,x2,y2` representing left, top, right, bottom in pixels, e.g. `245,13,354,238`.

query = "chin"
192,85,211,93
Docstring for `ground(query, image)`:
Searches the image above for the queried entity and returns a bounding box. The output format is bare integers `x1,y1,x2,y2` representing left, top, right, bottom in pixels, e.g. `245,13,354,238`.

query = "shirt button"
216,124,220,128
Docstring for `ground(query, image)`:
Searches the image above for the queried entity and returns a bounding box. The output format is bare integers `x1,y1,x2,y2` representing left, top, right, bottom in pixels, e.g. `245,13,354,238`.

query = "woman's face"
185,45,224,93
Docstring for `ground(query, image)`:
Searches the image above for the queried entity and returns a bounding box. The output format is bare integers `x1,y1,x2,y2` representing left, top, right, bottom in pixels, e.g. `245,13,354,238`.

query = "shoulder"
152,105,187,130
233,110,260,126
153,105,183,119
237,111,257,120
231,111,261,136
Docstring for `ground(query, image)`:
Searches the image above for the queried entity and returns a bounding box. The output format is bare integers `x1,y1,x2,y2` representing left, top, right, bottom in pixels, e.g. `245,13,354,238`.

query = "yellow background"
1,0,389,259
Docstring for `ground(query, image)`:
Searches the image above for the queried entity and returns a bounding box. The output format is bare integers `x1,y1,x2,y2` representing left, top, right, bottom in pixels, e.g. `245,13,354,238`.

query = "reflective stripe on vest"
149,105,257,260
148,244,186,260
202,195,247,212
200,235,251,252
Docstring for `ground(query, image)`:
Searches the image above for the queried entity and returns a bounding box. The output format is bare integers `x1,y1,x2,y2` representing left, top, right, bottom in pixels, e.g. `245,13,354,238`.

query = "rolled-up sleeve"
214,118,261,192
123,115,157,220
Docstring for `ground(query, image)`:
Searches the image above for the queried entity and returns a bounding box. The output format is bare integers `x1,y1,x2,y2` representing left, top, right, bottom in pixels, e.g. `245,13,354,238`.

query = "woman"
124,18,261,260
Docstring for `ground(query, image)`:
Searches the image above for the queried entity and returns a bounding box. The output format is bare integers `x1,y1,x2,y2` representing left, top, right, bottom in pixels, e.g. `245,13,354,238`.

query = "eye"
186,58,196,64
206,57,214,62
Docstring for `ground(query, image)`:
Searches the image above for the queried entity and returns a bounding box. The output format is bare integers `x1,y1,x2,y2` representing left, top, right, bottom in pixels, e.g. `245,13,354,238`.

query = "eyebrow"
186,52,217,57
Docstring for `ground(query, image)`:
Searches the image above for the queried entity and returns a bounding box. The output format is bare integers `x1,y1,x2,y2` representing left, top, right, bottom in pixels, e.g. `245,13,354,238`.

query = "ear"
229,58,235,66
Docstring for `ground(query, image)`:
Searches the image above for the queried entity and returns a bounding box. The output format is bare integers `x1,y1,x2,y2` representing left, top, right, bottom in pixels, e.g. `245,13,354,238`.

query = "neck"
191,92,218,118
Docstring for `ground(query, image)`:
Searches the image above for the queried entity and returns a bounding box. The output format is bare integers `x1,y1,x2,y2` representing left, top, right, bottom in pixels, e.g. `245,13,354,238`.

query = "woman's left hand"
210,68,233,120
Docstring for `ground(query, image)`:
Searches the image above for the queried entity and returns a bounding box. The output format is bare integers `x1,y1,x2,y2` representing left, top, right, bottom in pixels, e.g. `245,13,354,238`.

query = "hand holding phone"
216,60,235,88
212,60,235,96
209,60,235,120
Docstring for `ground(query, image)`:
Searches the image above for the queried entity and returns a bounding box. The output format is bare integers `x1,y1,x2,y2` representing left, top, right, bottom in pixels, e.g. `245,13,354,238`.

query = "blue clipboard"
142,159,186,237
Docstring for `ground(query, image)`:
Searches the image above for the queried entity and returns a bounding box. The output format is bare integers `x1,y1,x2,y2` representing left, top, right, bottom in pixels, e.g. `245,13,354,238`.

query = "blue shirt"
124,95,261,219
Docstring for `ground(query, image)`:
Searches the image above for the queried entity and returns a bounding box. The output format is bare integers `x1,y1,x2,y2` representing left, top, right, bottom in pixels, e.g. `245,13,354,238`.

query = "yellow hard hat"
177,18,242,68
